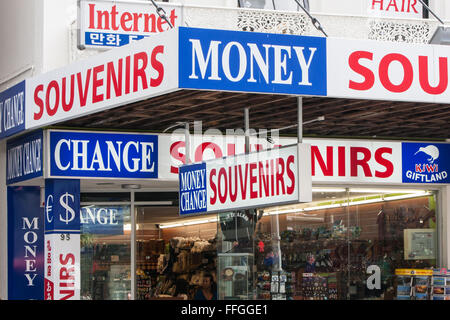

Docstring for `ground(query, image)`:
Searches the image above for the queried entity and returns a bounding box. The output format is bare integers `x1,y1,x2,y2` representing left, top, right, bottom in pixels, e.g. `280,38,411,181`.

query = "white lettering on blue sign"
0,81,26,139
6,132,43,184
22,217,39,287
402,142,450,184
179,163,208,215
188,40,317,85
50,131,158,179
179,27,327,96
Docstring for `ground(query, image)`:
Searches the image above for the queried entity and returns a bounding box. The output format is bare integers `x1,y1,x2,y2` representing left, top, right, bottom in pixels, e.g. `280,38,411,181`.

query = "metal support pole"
185,122,190,164
298,97,303,143
244,108,250,153
131,191,136,300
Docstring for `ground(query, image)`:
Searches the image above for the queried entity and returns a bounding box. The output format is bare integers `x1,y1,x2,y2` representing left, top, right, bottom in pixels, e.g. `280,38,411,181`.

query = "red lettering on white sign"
32,47,165,121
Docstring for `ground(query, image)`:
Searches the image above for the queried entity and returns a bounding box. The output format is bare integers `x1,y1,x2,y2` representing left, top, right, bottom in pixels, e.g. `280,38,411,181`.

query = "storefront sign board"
25,27,179,131
78,0,183,49
366,0,423,19
160,135,405,184
2,27,450,142
7,186,44,300
80,206,125,235
6,130,43,185
179,143,312,216
47,130,158,179
0,80,26,139
178,27,327,96
44,179,81,300
327,37,450,104
402,142,449,184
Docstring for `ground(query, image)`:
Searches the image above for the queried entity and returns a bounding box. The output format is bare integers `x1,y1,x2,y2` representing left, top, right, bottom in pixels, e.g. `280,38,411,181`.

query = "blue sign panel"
8,186,44,300
0,80,26,139
6,130,43,185
45,179,81,234
402,142,450,184
85,31,148,47
49,131,158,179
81,206,125,235
179,27,327,96
179,162,207,216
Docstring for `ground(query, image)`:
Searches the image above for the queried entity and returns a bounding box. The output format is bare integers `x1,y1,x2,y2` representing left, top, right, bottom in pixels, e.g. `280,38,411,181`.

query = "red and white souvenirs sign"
25,28,178,131
179,143,312,215
367,0,423,19
159,134,402,184
78,0,183,48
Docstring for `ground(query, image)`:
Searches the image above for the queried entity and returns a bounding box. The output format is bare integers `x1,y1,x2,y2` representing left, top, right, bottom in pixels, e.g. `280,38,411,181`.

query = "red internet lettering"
33,46,165,120
88,4,178,33
348,51,448,94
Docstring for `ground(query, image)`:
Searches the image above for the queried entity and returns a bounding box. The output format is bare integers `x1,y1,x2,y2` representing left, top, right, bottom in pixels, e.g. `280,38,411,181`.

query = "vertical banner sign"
6,130,43,185
402,142,450,183
7,186,44,300
44,179,81,300
179,143,312,216
0,80,26,139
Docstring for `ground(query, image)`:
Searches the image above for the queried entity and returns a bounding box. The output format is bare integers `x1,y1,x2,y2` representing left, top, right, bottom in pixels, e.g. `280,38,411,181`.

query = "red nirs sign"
44,234,80,300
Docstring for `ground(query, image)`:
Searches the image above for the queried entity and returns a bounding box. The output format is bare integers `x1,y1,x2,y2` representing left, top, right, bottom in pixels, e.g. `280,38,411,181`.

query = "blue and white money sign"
402,142,450,184
80,206,125,235
178,27,327,96
49,131,158,179
44,179,80,233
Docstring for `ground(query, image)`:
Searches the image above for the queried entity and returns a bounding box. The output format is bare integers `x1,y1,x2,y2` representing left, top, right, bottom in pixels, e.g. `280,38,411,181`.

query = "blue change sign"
81,206,125,235
179,27,327,96
45,179,81,234
179,162,207,216
49,131,158,179
0,80,26,139
8,186,44,300
402,142,450,184
6,130,43,185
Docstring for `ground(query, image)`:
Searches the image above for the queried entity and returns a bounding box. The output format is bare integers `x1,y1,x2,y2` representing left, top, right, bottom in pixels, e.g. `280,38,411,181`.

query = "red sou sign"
328,38,450,104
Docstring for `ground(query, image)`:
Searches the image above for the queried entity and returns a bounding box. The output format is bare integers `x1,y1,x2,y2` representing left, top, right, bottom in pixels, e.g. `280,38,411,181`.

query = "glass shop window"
255,188,439,300
80,205,131,300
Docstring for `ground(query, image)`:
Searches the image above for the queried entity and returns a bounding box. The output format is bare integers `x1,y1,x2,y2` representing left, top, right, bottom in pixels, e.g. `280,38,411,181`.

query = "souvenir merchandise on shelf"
137,237,217,300
431,269,450,300
395,269,434,300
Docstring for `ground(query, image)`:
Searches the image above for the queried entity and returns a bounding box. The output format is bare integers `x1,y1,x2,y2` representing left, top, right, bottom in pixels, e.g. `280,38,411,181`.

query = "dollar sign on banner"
59,192,75,225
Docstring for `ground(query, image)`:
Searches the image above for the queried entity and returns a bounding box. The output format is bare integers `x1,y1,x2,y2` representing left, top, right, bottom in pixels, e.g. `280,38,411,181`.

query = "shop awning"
1,26,449,141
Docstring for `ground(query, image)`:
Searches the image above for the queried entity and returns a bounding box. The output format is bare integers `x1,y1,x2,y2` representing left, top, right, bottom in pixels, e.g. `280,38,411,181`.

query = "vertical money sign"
44,179,81,300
